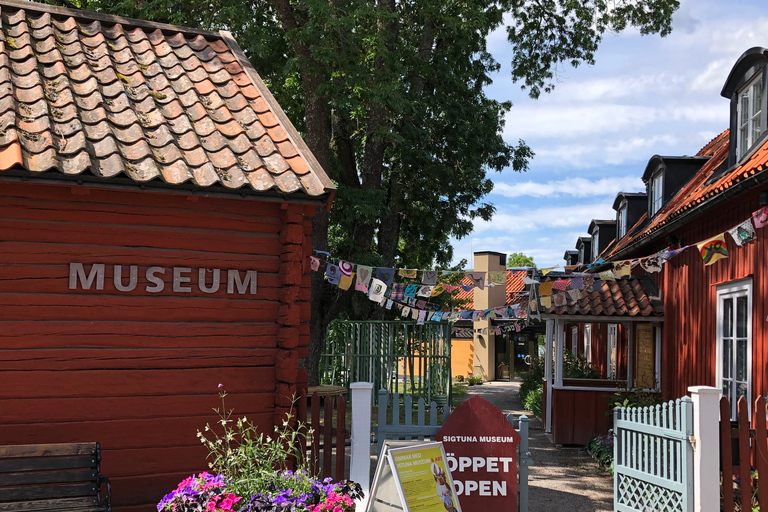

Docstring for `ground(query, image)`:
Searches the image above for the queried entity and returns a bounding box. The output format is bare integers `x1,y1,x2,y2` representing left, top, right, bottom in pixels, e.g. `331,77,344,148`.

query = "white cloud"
492,176,644,198
471,203,616,235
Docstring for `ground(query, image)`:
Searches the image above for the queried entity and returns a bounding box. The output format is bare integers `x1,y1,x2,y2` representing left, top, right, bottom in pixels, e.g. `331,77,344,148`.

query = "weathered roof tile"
0,1,334,200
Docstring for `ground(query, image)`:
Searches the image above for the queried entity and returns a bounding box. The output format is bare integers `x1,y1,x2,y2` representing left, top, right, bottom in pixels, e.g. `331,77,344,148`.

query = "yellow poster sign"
391,444,460,512
367,442,462,512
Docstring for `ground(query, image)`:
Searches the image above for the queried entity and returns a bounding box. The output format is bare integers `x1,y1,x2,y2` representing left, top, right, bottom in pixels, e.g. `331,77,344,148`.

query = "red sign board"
436,396,520,510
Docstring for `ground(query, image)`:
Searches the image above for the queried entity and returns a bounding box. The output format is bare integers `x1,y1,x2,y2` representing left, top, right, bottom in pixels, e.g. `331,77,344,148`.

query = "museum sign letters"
68,263,258,295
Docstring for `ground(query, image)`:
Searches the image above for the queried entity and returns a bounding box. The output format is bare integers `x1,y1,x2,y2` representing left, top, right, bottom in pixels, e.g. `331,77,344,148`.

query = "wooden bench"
0,442,111,512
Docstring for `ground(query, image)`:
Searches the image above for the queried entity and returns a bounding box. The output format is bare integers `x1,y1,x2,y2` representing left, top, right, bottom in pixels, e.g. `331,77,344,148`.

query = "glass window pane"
723,379,733,403
737,339,747,381
753,79,763,116
753,118,761,144
737,381,748,401
723,338,732,378
740,126,749,156
723,298,733,337
737,296,747,338
741,94,750,124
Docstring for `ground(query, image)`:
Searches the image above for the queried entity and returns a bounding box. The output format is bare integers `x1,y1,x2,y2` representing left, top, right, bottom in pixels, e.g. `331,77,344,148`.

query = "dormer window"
737,74,764,159
651,171,664,215
617,201,628,238
578,246,584,263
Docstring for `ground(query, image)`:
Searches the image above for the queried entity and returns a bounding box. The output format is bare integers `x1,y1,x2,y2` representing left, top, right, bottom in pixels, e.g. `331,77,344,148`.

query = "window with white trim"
591,227,599,261
607,324,618,379
583,324,592,363
617,202,628,238
651,172,664,215
571,326,578,357
717,279,752,420
737,75,764,160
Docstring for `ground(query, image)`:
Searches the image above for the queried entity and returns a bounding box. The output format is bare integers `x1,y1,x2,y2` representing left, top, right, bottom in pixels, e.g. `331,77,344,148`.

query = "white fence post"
350,382,373,505
688,386,721,512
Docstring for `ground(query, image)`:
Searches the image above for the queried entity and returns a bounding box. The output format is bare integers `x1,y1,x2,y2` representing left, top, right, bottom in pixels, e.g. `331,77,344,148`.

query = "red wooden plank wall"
551,387,612,445
0,181,315,511
660,187,768,401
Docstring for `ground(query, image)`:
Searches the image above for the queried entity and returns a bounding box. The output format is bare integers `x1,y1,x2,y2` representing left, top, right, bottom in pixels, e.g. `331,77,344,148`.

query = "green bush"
587,433,615,473
522,386,543,418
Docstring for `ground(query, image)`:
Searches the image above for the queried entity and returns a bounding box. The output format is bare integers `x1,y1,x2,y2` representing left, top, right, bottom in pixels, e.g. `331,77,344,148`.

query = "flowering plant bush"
238,471,362,511
157,386,363,512
157,472,241,512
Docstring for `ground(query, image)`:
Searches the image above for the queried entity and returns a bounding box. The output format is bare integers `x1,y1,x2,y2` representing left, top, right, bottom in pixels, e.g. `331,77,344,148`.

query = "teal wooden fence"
614,398,694,512
320,320,451,405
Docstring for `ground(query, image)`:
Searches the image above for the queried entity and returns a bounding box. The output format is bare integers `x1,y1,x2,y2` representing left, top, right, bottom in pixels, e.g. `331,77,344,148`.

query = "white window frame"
716,279,753,420
583,324,592,364
737,74,764,160
607,324,618,380
617,201,628,238
651,172,664,215
571,326,578,357
591,227,599,261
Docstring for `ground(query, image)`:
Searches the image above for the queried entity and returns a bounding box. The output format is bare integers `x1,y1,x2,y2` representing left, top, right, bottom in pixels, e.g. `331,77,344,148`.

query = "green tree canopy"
508,252,535,268
54,0,679,384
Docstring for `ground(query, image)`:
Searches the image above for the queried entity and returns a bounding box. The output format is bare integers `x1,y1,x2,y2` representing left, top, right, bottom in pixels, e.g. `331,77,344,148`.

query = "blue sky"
451,0,768,269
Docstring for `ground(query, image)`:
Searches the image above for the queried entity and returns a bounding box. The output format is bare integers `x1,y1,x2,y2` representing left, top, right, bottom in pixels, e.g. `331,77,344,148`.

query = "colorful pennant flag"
728,218,757,246
417,310,427,325
399,269,417,279
355,282,368,293
553,292,566,307
368,278,387,302
489,271,506,285
338,260,354,276
422,271,438,285
697,234,729,266
538,281,554,296
552,279,568,291
522,276,540,285
540,296,552,308
431,285,446,296
567,289,581,302
376,268,395,287
310,256,320,271
339,273,354,290
569,277,584,289
753,206,768,228
612,261,631,278
326,264,341,285
356,265,373,286
390,283,406,302
598,270,615,281
466,272,485,290
417,285,434,297
402,306,411,318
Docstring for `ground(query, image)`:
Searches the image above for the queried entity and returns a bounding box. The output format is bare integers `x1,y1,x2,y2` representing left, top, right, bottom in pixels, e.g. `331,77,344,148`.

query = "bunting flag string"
310,204,768,320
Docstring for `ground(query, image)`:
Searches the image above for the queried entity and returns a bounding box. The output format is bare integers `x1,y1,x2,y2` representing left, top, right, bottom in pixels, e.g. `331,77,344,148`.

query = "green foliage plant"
197,387,312,498
587,433,614,473
507,252,535,268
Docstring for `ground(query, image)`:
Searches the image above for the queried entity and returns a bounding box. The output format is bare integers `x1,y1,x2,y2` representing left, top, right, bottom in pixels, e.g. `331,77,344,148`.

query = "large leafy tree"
54,0,679,385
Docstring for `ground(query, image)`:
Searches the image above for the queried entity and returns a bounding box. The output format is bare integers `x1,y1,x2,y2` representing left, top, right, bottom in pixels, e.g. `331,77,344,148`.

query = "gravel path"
462,380,614,512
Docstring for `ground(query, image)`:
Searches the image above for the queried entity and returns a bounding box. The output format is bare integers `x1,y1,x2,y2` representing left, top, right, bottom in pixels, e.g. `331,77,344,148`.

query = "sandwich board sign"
435,395,520,511
366,441,462,512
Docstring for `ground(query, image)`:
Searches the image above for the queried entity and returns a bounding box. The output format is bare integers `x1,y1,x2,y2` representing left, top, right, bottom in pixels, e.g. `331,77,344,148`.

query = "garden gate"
613,398,694,512
320,321,451,405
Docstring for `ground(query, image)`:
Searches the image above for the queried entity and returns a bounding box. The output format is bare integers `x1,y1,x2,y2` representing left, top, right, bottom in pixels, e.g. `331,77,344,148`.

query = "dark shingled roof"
540,276,663,317
0,0,334,201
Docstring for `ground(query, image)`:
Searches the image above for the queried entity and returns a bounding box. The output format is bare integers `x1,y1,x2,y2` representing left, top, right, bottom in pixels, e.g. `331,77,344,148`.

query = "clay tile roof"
455,271,528,310
541,276,663,317
0,0,334,201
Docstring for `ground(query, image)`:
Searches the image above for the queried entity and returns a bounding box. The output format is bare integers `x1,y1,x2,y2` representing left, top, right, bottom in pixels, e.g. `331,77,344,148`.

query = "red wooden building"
543,46,768,445
0,1,334,510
